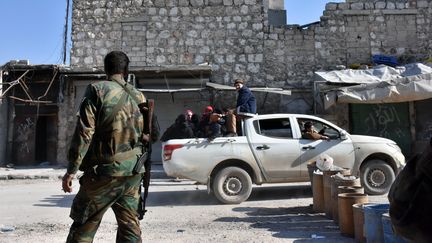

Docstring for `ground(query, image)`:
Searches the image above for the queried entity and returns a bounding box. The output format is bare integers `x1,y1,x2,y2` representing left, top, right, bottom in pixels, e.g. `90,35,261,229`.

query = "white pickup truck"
162,113,405,204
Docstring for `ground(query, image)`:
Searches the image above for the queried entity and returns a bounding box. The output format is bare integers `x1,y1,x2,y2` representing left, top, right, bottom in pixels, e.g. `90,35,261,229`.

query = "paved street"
0,176,388,243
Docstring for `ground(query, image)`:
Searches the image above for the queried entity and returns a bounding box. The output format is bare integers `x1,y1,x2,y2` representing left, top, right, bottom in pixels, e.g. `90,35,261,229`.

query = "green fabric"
66,173,143,243
67,76,146,175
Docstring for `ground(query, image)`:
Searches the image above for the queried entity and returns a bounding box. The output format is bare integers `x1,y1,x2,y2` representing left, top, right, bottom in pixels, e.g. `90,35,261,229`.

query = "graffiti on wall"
364,105,405,139
16,117,34,154
419,121,432,141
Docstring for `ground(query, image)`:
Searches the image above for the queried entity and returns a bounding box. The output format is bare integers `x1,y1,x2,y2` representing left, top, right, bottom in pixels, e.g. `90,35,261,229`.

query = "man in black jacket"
160,114,194,142
234,78,256,114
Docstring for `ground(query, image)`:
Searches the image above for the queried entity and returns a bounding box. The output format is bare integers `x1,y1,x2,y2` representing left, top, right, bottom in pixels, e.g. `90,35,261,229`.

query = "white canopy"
206,82,292,95
316,63,432,109
138,82,292,95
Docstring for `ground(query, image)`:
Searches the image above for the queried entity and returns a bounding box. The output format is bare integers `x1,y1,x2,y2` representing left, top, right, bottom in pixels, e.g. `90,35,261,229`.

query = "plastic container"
372,54,398,66
331,174,361,224
364,203,389,243
312,171,325,213
382,213,408,243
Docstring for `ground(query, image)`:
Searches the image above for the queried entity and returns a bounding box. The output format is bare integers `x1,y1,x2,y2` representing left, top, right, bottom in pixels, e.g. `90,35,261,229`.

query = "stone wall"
56,77,77,164
0,99,8,166
71,0,432,114
316,0,431,68
71,0,268,85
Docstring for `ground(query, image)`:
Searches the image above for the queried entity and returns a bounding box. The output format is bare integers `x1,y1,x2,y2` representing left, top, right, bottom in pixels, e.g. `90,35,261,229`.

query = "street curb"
0,165,170,180
4,175,55,180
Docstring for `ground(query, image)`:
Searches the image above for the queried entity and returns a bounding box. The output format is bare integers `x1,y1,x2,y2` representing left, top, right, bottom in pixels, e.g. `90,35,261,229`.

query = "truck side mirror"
340,130,348,140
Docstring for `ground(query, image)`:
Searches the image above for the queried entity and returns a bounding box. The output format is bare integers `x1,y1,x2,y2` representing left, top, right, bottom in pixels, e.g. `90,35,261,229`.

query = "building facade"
1,0,432,165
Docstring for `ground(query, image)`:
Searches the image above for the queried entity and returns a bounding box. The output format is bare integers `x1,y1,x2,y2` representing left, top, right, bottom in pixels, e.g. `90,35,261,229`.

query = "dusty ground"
0,179,388,243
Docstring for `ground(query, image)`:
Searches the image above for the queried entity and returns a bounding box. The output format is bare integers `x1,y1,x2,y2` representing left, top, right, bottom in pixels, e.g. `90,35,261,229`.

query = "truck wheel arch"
360,153,398,172
209,160,257,189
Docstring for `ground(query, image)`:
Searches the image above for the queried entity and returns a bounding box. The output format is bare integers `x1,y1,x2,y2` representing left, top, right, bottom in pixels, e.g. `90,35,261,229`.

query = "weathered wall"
64,0,432,162
71,0,269,85
71,0,432,113
56,76,76,165
0,99,8,166
316,0,430,68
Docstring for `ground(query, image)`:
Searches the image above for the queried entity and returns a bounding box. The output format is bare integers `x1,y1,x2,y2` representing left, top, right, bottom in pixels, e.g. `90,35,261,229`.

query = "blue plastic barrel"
364,203,389,243
382,213,408,243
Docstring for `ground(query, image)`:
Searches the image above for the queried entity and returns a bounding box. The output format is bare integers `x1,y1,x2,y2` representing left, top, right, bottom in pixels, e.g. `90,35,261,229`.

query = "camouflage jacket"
67,74,146,176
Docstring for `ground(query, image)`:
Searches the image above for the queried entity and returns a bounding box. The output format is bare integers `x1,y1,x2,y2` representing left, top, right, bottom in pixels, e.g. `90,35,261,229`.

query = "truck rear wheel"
212,166,252,204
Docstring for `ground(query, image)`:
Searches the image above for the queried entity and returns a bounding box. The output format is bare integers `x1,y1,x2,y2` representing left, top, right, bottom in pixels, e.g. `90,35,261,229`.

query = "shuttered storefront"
349,103,411,157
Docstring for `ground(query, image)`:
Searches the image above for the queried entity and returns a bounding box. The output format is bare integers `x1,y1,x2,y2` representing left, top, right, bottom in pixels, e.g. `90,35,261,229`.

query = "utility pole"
62,0,70,64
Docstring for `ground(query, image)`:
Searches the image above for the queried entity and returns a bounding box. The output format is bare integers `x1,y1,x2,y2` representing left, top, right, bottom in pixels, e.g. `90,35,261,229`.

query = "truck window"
253,118,292,138
297,118,340,139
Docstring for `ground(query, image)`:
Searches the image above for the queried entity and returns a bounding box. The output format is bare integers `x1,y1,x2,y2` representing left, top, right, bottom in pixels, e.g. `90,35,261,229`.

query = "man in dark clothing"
198,106,213,137
189,113,200,137
234,78,257,114
160,114,194,142
185,109,193,122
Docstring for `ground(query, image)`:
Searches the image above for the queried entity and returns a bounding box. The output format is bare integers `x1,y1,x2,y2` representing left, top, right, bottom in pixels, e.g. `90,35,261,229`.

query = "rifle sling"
111,78,154,138
111,78,143,107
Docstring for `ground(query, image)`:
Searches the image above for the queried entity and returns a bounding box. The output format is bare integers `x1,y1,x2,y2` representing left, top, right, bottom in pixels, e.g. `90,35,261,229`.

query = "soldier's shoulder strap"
112,79,145,105
98,90,128,129
111,78,154,138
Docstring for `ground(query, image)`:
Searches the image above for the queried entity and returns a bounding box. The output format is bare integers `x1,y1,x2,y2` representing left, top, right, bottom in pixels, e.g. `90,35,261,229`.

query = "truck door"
248,117,301,181
297,118,356,177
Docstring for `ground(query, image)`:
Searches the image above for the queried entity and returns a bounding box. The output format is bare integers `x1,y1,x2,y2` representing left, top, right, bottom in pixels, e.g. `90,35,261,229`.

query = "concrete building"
1,0,432,166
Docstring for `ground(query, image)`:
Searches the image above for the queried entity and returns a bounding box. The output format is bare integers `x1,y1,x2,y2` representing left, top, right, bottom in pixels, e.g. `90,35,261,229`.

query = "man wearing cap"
234,78,256,114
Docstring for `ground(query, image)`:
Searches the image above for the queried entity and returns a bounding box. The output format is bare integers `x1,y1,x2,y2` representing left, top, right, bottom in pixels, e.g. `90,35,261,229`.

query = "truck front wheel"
212,167,252,204
360,159,395,195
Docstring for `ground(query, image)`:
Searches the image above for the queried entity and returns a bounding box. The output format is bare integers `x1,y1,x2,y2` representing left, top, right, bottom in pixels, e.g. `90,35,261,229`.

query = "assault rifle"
137,99,155,220
111,77,156,219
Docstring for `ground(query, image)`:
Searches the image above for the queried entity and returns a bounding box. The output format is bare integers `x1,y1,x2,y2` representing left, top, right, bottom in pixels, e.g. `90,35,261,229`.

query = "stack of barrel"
308,162,404,242
307,161,407,242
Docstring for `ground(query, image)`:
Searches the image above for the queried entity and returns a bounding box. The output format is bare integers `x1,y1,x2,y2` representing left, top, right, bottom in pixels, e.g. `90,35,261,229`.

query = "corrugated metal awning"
138,82,292,95
206,82,292,95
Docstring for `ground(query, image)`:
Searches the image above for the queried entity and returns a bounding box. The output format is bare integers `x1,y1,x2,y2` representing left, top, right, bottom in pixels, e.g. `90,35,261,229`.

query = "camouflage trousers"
66,172,143,243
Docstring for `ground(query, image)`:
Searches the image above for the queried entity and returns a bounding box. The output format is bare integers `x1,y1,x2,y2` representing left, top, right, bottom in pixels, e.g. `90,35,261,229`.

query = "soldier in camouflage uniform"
62,51,146,243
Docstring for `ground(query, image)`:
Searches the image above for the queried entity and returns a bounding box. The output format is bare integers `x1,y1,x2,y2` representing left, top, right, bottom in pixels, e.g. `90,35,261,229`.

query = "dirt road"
0,178,388,242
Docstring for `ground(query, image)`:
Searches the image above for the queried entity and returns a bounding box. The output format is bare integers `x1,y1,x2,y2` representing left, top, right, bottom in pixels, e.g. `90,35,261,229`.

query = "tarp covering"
138,82,292,95
317,63,432,109
206,82,291,95
316,63,432,84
